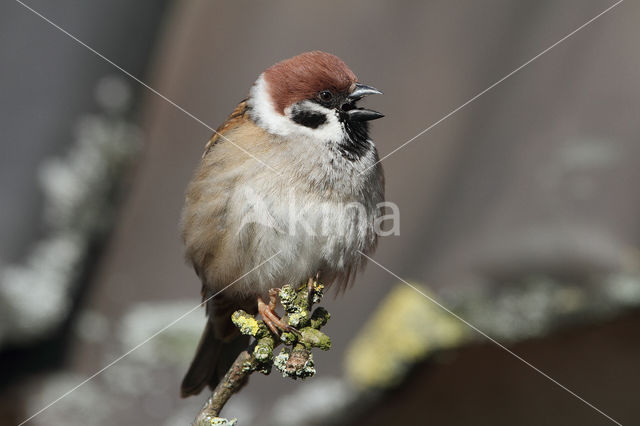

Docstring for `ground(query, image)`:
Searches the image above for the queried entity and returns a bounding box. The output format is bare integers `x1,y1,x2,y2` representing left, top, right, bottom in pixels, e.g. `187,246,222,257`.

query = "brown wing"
202,99,249,158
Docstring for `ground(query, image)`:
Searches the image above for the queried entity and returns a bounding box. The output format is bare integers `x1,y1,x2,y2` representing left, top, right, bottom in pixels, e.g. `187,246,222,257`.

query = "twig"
193,279,331,425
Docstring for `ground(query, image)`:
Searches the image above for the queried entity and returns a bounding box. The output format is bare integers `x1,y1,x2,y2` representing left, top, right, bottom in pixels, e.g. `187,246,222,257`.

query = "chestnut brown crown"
263,51,358,115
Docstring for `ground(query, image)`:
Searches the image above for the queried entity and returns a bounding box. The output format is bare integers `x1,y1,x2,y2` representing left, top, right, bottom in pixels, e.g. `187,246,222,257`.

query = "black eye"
318,90,333,102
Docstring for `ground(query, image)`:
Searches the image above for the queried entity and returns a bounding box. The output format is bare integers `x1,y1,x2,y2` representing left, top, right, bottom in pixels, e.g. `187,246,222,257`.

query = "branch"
194,279,331,425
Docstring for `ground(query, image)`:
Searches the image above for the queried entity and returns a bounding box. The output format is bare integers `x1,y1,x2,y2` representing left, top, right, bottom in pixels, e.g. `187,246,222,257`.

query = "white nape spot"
248,74,344,143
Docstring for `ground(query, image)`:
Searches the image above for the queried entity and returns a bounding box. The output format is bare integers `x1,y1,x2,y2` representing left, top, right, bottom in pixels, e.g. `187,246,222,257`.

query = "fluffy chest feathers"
182,109,384,297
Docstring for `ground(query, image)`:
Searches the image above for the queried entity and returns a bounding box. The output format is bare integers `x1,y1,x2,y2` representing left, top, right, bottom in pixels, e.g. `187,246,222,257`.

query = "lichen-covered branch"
194,279,331,425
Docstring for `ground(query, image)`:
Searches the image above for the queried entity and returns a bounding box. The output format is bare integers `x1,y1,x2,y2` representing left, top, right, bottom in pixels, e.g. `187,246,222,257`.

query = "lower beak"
344,108,385,122
344,82,384,122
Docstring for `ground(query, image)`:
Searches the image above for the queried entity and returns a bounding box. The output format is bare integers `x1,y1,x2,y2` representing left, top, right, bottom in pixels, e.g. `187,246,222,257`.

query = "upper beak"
348,83,383,101
344,83,384,122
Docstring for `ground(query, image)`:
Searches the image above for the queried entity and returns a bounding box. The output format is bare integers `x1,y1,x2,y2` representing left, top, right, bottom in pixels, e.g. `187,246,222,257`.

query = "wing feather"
202,99,249,157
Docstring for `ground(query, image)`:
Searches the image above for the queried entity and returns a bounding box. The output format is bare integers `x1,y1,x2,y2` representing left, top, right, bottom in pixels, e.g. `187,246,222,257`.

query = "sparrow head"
248,51,383,157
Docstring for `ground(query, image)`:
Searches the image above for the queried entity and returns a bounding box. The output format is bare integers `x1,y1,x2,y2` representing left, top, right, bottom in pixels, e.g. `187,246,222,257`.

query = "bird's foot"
258,289,298,337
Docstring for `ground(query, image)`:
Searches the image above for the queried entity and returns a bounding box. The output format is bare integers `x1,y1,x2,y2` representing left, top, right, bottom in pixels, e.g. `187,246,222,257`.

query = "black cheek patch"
291,110,327,129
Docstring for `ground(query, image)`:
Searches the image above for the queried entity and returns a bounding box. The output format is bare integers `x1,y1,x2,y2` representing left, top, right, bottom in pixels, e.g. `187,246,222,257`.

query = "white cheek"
284,100,344,143
248,74,344,143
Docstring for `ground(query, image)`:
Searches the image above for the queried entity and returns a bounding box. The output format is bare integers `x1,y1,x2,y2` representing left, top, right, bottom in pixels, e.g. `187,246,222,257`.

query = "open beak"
343,83,384,122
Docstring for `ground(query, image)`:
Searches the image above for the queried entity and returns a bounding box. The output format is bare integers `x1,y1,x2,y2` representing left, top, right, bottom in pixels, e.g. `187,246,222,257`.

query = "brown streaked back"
203,99,249,157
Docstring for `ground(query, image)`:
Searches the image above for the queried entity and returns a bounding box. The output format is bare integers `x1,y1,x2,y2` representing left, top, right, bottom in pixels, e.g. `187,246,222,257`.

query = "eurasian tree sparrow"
180,51,384,397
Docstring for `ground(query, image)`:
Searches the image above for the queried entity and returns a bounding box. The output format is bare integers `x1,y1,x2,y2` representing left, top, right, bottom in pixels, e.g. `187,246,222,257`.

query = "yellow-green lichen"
195,415,237,426
280,331,297,344
345,283,469,390
299,328,331,350
231,310,261,336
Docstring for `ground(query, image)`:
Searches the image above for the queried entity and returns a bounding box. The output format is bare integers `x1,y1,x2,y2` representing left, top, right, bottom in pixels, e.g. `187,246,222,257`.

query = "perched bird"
180,51,385,397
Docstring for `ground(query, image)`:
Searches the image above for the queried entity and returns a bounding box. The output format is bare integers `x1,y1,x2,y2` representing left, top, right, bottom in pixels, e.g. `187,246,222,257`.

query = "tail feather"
181,321,249,397
181,321,220,397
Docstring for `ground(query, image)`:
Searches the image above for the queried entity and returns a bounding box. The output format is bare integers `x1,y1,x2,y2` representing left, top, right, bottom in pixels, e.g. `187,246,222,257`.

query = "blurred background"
1,1,638,425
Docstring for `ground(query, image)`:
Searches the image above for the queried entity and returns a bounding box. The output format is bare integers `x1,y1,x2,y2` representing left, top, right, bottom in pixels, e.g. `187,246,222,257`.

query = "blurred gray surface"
5,0,640,425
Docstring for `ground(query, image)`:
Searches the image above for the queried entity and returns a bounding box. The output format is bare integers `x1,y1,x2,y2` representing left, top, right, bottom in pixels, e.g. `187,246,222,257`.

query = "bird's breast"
182,123,384,297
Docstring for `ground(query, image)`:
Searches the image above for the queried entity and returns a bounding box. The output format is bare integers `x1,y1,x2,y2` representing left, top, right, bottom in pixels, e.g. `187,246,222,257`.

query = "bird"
180,51,385,397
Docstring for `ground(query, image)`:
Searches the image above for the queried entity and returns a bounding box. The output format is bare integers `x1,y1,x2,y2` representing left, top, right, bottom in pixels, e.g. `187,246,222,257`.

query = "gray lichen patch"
253,336,275,362
274,345,316,379
278,281,325,329
454,270,640,341
0,75,140,346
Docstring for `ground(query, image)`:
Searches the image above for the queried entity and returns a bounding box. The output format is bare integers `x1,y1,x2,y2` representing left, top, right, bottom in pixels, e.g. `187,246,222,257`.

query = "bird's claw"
258,290,295,337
